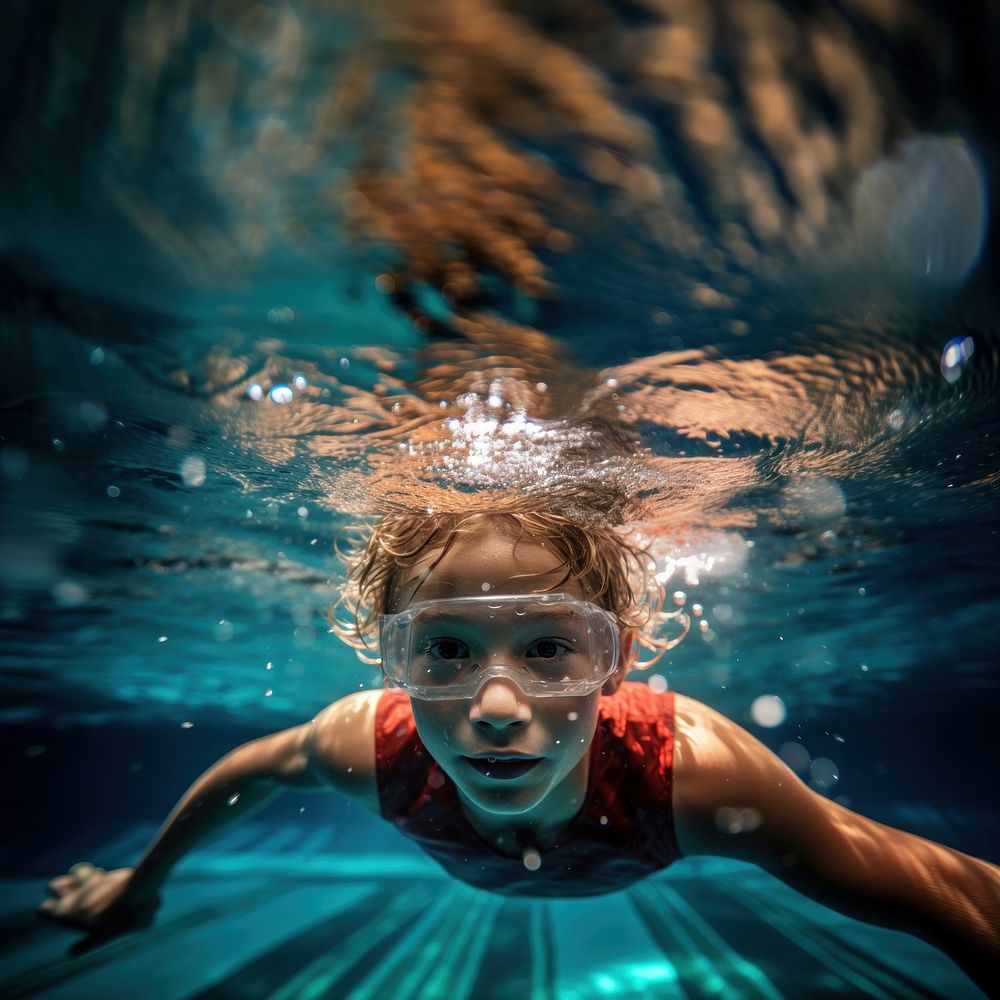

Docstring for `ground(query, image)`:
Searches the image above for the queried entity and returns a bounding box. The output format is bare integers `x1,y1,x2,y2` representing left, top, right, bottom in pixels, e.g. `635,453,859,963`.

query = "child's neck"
457,753,591,854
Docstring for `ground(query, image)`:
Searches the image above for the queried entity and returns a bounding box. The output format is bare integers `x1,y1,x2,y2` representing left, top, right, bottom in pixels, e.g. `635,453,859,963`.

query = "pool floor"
1,824,982,999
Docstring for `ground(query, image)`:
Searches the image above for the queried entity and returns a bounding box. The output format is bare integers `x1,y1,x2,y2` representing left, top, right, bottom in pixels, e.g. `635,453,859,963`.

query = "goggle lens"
379,593,619,700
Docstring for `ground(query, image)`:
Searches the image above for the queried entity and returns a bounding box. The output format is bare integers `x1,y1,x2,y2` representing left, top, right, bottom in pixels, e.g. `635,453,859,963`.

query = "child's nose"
469,676,532,731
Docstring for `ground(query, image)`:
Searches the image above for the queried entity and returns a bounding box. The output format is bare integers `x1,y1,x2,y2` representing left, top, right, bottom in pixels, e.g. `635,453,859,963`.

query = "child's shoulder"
671,691,764,770
305,690,383,811
670,691,803,824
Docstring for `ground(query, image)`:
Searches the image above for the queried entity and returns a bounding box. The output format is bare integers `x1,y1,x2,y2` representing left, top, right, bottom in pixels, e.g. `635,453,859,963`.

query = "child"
40,510,1000,994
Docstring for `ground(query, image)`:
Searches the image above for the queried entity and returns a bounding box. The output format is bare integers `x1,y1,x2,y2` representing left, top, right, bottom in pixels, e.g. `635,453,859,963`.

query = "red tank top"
375,682,680,897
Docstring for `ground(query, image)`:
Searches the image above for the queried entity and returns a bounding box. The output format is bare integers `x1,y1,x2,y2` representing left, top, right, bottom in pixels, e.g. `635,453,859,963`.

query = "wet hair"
332,510,681,666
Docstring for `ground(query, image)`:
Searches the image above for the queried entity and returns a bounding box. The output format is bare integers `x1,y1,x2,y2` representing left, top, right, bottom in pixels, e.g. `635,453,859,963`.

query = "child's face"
392,525,624,820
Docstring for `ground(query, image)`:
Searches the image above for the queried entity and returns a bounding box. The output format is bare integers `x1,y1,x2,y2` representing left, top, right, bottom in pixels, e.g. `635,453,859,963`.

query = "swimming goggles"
378,592,620,700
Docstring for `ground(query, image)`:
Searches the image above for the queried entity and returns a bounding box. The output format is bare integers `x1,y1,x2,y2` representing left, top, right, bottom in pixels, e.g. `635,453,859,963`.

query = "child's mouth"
463,756,542,780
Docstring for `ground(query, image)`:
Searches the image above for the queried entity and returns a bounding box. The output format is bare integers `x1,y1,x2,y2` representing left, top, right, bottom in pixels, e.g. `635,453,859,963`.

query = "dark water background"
2,0,999,888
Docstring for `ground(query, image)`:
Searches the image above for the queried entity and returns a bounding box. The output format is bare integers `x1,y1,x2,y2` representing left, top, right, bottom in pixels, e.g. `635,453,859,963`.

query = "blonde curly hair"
332,509,685,667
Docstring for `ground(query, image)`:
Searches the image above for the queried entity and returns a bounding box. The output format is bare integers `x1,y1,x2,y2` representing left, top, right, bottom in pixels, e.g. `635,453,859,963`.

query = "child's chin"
463,781,548,815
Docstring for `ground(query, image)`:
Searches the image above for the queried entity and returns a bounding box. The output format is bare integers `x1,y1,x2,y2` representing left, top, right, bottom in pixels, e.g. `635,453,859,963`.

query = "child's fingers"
38,898,67,922
38,895,88,929
47,874,78,897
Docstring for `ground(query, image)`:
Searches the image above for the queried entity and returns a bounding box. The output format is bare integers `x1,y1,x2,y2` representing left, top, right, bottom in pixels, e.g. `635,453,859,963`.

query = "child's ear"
602,629,637,695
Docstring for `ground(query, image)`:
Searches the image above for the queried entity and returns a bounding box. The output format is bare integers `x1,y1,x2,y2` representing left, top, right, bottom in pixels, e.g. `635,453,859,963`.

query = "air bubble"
267,306,294,324
522,847,542,871
52,581,88,607
941,336,975,384
79,401,108,431
180,456,206,488
810,757,839,788
715,806,743,834
672,591,687,606
714,806,761,834
779,742,810,773
214,620,234,642
750,694,786,727
750,694,786,729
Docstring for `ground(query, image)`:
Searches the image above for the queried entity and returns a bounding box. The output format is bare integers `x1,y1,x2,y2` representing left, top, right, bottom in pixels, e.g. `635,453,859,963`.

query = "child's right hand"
38,864,160,941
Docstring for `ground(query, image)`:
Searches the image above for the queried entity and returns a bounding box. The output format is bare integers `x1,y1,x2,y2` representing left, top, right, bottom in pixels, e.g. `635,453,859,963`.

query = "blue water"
2,1,999,997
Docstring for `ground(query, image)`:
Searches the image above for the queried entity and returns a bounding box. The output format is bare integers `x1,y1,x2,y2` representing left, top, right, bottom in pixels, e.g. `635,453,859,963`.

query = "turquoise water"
2,1,999,997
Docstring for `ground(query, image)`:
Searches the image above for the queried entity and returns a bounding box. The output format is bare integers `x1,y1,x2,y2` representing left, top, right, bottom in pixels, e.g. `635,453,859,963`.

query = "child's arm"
671,694,1000,997
39,691,380,938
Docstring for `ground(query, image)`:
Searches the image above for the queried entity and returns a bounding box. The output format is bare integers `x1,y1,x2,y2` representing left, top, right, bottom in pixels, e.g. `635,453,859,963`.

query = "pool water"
2,1,998,997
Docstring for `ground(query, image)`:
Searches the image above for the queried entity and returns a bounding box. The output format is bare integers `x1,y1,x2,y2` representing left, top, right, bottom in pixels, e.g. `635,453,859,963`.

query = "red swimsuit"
375,682,681,897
